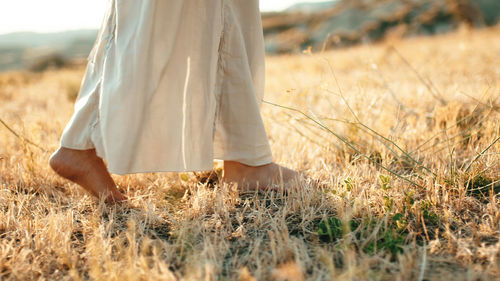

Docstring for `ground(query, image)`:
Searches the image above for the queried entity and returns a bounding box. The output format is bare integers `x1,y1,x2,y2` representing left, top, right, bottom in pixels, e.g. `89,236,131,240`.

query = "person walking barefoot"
49,149,298,203
50,0,299,203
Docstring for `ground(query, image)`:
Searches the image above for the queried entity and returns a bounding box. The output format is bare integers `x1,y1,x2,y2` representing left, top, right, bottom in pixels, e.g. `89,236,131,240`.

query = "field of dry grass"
0,26,499,280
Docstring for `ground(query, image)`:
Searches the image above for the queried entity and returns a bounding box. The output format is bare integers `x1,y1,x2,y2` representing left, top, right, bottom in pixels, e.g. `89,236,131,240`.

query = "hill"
0,0,499,71
285,1,339,13
262,0,500,53
0,29,97,71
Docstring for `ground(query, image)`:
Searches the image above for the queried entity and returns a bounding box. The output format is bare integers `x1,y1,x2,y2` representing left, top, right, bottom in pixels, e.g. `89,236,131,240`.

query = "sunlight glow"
0,0,330,35
0,0,107,34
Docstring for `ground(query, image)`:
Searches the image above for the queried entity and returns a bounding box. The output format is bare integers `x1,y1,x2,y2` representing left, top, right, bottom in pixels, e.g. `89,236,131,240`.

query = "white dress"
60,0,273,174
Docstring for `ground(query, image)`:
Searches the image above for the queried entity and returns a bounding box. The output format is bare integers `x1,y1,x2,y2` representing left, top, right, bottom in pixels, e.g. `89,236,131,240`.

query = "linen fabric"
60,0,273,174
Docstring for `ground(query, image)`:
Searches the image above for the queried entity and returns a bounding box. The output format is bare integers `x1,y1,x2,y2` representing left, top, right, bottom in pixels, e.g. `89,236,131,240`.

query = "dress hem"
59,144,273,175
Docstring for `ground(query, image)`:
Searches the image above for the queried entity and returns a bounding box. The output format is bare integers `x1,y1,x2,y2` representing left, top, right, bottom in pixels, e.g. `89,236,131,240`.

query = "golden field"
0,26,499,280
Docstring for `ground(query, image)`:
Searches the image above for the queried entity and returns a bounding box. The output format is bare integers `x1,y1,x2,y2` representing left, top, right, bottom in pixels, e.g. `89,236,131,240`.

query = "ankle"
49,148,67,171
224,161,267,175
224,161,247,170
225,161,263,181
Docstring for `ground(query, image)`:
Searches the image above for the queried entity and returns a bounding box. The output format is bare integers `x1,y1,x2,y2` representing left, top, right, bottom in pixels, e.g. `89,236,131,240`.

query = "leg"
49,147,127,203
223,161,300,191
214,3,299,190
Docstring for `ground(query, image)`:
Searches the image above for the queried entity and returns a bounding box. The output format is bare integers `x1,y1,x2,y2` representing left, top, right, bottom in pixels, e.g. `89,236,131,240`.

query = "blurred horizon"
0,0,498,72
0,0,334,35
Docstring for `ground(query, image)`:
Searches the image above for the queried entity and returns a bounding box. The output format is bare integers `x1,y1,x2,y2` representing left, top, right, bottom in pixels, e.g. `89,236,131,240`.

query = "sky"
0,0,328,35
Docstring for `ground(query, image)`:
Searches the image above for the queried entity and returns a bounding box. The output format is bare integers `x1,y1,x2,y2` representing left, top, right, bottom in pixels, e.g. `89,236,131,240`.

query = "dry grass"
1,26,499,280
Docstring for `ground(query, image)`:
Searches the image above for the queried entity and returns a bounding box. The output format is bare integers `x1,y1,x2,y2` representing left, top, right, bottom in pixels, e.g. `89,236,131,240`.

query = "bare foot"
49,147,127,203
222,161,300,191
